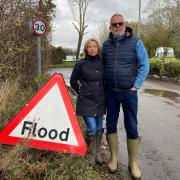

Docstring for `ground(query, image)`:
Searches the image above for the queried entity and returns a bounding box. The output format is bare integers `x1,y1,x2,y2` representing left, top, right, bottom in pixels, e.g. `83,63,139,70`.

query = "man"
102,14,149,179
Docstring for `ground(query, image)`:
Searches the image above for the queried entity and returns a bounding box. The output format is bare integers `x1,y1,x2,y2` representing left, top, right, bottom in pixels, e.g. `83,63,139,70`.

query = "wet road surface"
119,79,180,180
48,68,72,86
49,68,180,180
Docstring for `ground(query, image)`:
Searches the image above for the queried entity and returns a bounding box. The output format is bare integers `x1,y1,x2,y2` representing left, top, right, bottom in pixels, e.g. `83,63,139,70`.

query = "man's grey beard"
113,31,125,37
113,30,125,36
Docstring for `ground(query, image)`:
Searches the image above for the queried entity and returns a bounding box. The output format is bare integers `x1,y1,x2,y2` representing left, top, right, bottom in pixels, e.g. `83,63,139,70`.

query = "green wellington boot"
86,135,96,166
127,138,141,180
106,133,119,172
95,130,103,165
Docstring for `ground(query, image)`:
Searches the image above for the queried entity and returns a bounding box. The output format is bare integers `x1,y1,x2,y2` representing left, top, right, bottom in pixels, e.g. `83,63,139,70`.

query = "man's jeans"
83,116,104,136
106,89,138,139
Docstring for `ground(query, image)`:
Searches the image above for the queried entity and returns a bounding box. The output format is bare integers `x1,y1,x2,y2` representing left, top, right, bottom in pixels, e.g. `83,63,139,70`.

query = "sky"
51,0,150,50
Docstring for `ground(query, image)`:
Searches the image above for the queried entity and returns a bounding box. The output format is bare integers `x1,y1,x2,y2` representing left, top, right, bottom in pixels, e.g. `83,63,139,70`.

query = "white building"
63,55,76,61
155,47,174,58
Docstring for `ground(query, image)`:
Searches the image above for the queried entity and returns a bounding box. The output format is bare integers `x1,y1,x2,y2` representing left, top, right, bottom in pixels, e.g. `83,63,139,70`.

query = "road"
120,79,180,180
49,68,180,180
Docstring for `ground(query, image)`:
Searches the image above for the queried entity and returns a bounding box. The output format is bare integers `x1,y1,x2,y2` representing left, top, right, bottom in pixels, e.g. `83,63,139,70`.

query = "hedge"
149,58,180,80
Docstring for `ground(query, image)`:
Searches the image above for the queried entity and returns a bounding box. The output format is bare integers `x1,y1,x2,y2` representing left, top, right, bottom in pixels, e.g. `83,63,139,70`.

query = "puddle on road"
144,89,180,103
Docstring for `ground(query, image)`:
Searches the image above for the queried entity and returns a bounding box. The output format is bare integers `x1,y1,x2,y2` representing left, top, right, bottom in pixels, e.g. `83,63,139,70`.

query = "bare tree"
97,22,109,45
67,0,93,61
144,0,180,58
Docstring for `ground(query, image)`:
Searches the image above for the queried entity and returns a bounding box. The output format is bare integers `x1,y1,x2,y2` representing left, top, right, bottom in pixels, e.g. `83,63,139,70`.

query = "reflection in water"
144,89,180,103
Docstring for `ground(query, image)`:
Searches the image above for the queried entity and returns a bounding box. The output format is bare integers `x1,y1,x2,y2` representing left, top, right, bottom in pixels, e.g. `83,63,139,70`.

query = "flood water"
144,89,180,103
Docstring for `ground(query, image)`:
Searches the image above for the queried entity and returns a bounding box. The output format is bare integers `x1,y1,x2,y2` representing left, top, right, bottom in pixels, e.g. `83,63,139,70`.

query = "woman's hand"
77,80,81,90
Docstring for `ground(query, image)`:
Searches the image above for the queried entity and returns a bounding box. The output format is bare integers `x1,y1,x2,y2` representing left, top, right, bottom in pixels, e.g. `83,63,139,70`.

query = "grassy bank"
0,78,98,179
49,61,76,68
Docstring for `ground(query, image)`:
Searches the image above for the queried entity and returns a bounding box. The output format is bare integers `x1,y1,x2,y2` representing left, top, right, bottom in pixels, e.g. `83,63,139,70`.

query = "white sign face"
0,74,87,155
33,20,46,35
9,83,78,146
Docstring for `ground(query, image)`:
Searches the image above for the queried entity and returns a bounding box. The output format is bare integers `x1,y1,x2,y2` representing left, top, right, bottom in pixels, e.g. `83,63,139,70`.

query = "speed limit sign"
32,19,47,36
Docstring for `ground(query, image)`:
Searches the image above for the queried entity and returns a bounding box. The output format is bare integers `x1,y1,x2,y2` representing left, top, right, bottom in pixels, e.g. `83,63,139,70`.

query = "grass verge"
0,77,99,179
49,61,76,68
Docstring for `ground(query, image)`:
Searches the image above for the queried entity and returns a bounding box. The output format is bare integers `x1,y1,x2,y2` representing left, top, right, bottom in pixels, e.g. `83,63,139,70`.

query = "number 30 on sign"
32,19,47,36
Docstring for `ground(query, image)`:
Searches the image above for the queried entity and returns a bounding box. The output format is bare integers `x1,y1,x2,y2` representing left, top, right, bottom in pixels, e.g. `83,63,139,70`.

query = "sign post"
32,19,47,75
37,36,41,75
138,0,141,37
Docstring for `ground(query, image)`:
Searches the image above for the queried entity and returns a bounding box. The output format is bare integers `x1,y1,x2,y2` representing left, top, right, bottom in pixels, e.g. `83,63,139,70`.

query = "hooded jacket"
70,55,105,116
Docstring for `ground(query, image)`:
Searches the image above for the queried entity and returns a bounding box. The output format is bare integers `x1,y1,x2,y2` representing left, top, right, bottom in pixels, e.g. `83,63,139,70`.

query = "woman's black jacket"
70,55,105,116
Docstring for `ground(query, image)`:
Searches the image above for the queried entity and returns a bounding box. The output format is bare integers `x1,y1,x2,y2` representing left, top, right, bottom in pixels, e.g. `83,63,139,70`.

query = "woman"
70,38,105,166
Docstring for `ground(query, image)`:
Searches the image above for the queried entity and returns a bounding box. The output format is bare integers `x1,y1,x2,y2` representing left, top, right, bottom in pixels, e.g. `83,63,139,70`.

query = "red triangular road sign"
0,73,87,155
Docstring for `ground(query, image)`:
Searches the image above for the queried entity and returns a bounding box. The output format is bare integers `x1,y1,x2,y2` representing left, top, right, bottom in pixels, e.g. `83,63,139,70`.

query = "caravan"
155,47,174,58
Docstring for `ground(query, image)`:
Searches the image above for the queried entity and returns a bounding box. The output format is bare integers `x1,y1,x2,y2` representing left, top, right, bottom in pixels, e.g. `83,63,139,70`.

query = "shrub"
0,0,55,86
149,58,180,80
164,60,180,79
149,58,162,76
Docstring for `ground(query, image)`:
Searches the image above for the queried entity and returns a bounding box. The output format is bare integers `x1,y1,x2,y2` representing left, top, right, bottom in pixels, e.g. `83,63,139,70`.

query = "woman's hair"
83,38,101,57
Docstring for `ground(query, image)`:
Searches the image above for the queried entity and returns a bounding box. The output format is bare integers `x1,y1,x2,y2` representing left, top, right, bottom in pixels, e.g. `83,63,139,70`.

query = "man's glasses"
112,22,124,27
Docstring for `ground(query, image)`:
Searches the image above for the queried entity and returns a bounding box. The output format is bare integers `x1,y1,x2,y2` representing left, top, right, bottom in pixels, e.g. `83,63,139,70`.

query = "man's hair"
83,38,101,57
110,13,124,25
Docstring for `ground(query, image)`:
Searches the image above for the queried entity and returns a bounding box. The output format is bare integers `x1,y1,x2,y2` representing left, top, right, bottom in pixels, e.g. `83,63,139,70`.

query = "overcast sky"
51,0,150,50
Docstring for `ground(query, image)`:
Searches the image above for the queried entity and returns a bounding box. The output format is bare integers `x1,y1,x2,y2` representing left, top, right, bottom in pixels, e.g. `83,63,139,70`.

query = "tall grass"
0,78,98,179
0,78,34,131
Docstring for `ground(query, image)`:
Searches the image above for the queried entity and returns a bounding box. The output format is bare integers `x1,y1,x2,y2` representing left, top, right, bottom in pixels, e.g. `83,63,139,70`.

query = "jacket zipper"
115,42,119,91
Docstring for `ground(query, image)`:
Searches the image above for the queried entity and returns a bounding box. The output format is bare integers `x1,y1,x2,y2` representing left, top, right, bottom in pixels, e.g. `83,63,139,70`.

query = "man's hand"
130,86,137,91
